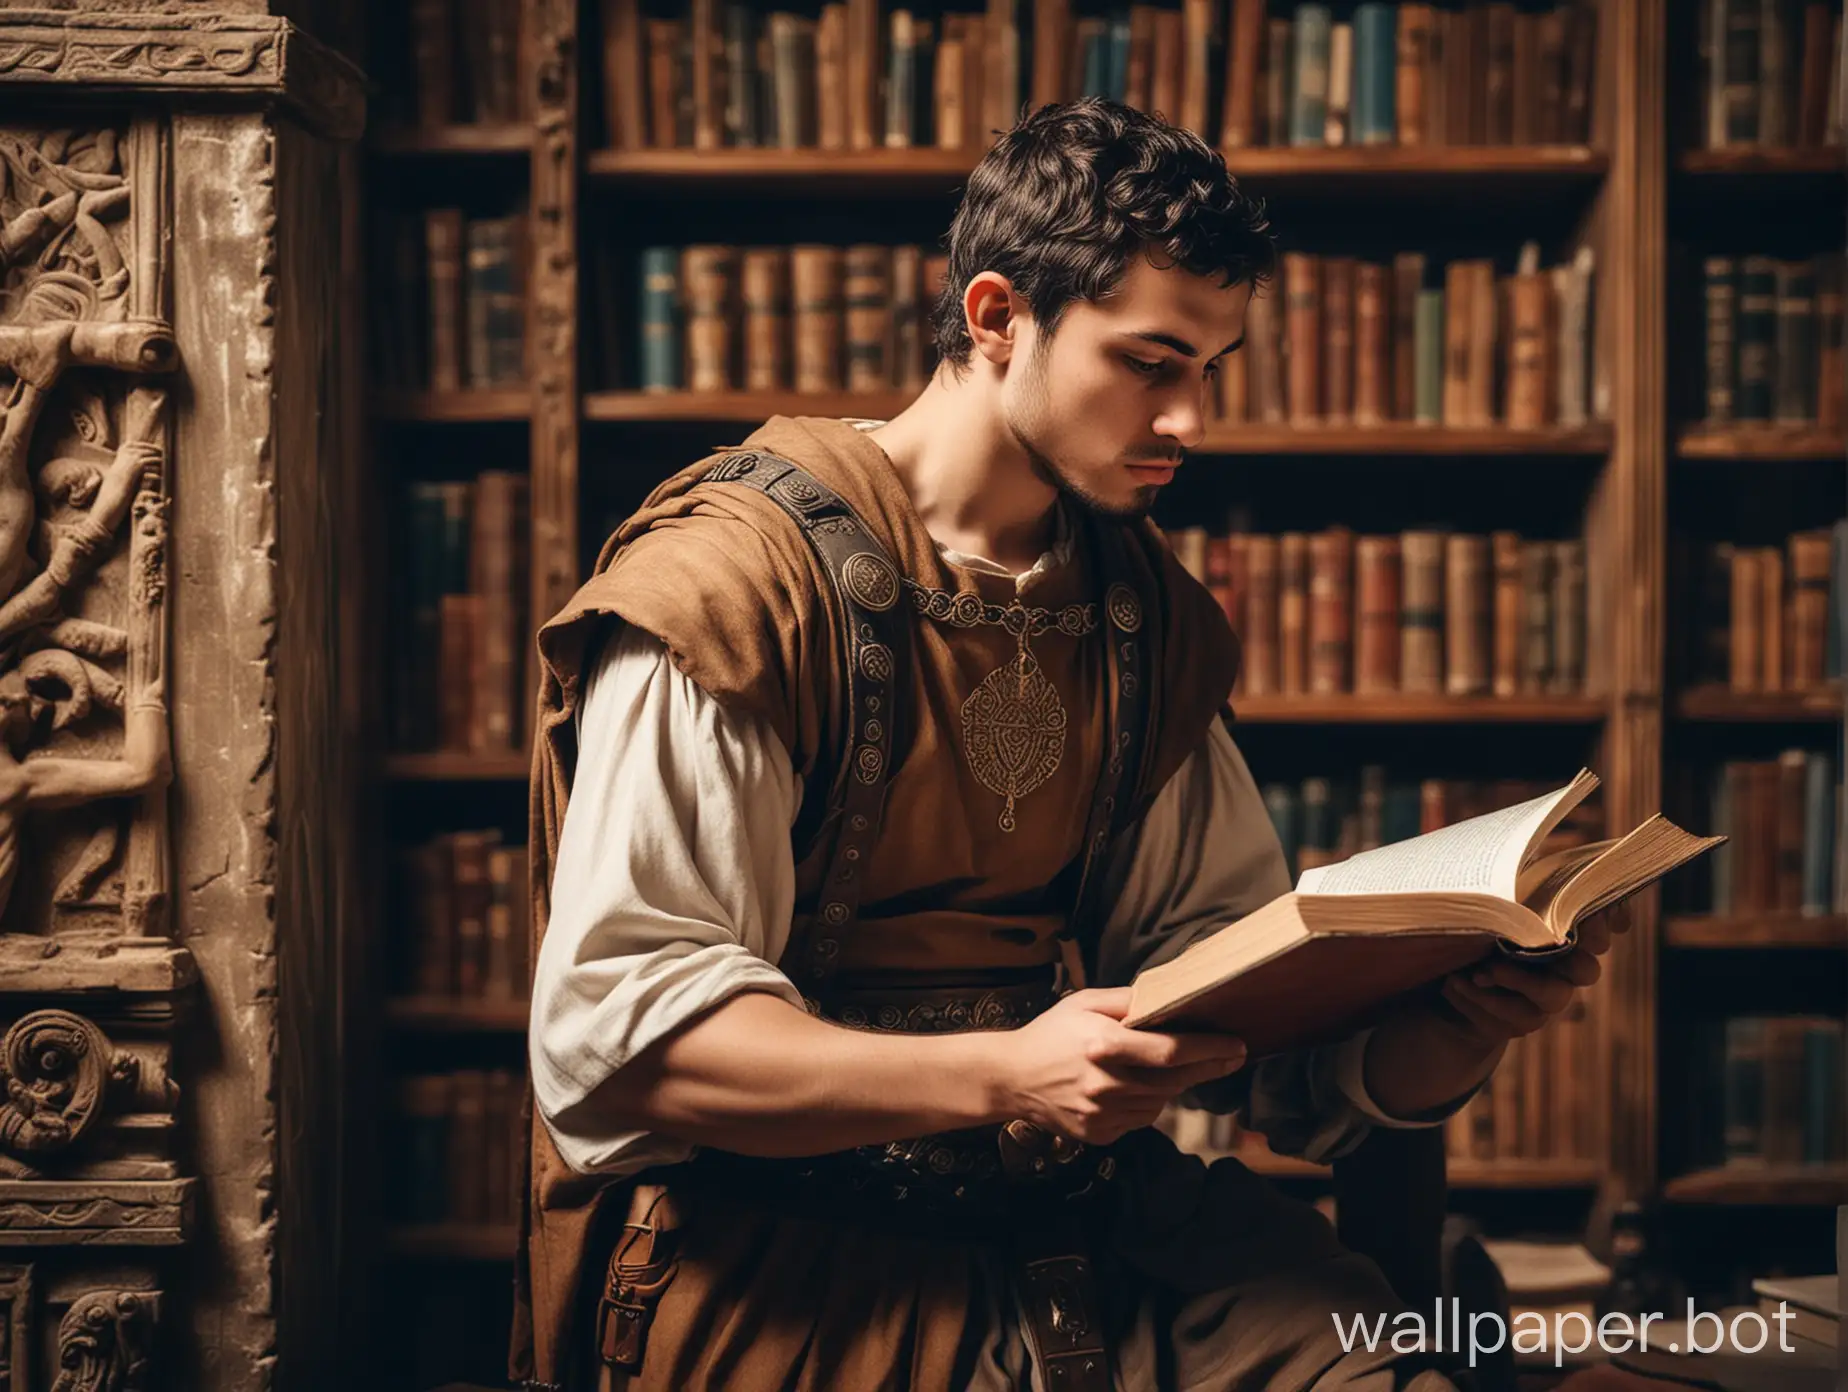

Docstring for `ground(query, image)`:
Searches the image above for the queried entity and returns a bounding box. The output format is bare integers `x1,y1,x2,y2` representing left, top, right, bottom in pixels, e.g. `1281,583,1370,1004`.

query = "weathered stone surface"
0,1179,190,1246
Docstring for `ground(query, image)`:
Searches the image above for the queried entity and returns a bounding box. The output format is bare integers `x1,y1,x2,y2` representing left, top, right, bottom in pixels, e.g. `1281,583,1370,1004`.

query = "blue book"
1802,752,1835,914
1352,3,1397,145
1080,23,1109,99
1263,783,1300,882
1381,783,1423,845
638,246,681,392
1107,9,1132,102
1289,4,1333,147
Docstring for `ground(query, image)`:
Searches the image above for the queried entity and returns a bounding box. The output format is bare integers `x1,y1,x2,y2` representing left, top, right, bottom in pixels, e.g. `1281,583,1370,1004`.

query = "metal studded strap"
700,448,910,1002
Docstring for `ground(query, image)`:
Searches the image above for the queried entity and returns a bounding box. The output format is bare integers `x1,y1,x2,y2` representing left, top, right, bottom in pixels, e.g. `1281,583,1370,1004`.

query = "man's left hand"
1438,908,1623,1047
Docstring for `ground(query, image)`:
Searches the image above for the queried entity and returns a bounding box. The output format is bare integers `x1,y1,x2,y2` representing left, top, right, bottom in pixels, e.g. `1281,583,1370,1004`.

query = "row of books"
1698,0,1846,151
393,1069,526,1226
636,243,947,393
400,0,526,131
1230,245,1599,431
1258,771,1602,881
1686,1015,1846,1169
397,831,532,1002
1445,1005,1600,1164
1701,254,1846,428
1707,753,1842,917
373,209,527,394
597,0,1596,153
1171,528,1588,700
396,475,530,756
1684,525,1847,695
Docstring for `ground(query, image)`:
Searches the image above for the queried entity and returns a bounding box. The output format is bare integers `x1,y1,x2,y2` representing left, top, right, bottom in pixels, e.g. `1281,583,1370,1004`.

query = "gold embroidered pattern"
906,583,1098,832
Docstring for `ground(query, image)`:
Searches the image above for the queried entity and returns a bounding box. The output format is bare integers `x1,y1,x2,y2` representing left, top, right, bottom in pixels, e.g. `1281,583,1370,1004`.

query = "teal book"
1414,287,1445,424
1381,783,1422,846
1802,752,1834,914
638,246,681,392
1352,3,1396,144
1107,9,1132,102
1289,5,1332,146
1263,782,1300,881
1080,24,1109,99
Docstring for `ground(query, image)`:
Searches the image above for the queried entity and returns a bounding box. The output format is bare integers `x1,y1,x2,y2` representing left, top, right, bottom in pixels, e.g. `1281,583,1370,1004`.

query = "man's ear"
964,271,1020,365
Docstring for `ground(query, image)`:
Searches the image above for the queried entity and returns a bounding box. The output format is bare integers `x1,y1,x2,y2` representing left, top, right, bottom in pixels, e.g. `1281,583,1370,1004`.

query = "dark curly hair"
929,99,1277,370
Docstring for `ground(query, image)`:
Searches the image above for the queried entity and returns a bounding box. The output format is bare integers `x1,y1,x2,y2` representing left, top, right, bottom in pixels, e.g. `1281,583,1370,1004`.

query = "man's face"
1000,255,1251,519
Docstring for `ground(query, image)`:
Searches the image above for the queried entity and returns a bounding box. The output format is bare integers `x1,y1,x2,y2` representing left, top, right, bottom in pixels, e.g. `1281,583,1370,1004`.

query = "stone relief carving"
0,125,174,936
51,1291,147,1392
0,1263,32,1392
0,1011,137,1170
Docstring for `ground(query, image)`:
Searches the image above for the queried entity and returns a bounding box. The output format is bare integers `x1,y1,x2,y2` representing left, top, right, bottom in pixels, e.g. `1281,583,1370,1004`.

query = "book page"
1297,774,1597,902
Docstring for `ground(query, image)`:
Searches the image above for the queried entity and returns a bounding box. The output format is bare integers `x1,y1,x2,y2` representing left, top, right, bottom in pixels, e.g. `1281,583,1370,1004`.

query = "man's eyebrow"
1125,330,1245,358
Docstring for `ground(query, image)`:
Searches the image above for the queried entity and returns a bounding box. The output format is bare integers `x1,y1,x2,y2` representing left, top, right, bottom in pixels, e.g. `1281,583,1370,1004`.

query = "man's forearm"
587,990,1011,1156
1361,1002,1503,1121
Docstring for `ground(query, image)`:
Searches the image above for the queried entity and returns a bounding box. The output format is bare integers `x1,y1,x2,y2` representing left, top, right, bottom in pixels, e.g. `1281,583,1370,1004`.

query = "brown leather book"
1548,539,1586,695
818,3,849,150
1537,5,1568,143
1419,778,1449,834
1247,283,1286,423
1758,545,1785,694
1424,5,1449,147
1799,3,1836,145
1775,750,1808,911
1222,0,1266,146
844,244,893,391
1747,760,1780,911
1397,4,1435,146
1510,8,1539,144
1204,536,1234,630
424,208,466,392
1466,261,1497,426
1400,530,1447,694
1353,262,1389,426
1491,530,1523,697
889,245,925,392
645,19,681,147
1178,0,1213,135
405,837,455,997
1243,534,1280,696
601,0,647,150
934,15,966,148
483,1070,516,1223
984,0,1020,141
1223,533,1252,649
1506,259,1554,429
1392,253,1426,420
1217,346,1249,423
791,245,844,392
1484,2,1516,144
1519,541,1554,693
1562,0,1597,143
1264,18,1292,146
689,0,721,149
1322,257,1356,426
1788,529,1833,689
437,591,479,750
450,830,499,999
1279,532,1310,694
1284,254,1323,425
1308,528,1355,695
1032,0,1071,106
1354,535,1403,694
1445,533,1492,696
1817,254,1845,430
1729,547,1764,693
468,470,529,753
447,1070,489,1223
742,247,791,391
1442,259,1473,425
1446,3,1484,145
681,245,738,392
1123,5,1156,111
484,846,521,1001
410,0,457,128
1151,7,1182,123
847,0,880,148
961,14,987,150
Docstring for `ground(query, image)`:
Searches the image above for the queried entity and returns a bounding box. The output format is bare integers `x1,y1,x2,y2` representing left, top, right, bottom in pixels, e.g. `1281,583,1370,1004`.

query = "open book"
1124,770,1722,1055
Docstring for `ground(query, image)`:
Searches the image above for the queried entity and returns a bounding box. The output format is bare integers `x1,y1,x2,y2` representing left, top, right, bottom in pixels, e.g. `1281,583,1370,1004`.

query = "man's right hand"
992,987,1248,1145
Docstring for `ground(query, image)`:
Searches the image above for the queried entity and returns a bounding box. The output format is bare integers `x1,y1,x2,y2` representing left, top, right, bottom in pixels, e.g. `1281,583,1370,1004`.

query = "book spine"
1151,7,1182,123
818,3,849,150
1704,256,1738,421
1802,751,1835,915
1291,9,1332,146
1396,4,1433,147
1511,8,1540,144
396,1075,453,1222
1444,533,1491,696
1483,2,1516,144
1222,0,1266,147
438,592,479,750
1325,21,1353,146
1244,534,1281,695
1392,252,1425,420
1759,0,1788,147
1519,540,1554,693
645,19,681,147
883,11,916,147
467,470,527,753
1730,545,1764,691
1223,534,1251,641
1548,539,1586,694
1465,261,1496,426
1249,281,1285,422
1803,1020,1845,1162
681,244,737,393
1790,529,1832,688
1816,253,1845,429
1491,530,1523,697
721,4,759,147
1284,252,1322,424
890,244,925,392
1353,261,1389,425
1354,535,1402,694
1322,256,1355,424
1759,543,1786,693
1414,286,1445,425
1400,530,1446,694
1352,3,1397,145
406,837,454,995
1736,257,1778,421
1711,763,1735,913
1123,5,1155,112
410,0,457,128
1506,269,1553,429
483,846,518,1001
791,245,844,392
638,246,682,391
1296,776,1337,870
1723,1016,1767,1164
424,209,466,393
1308,527,1354,694
1279,532,1310,694
1776,748,1809,910
1264,18,1293,147
1562,0,1598,143
1263,782,1300,880
741,247,790,391
843,244,893,391
447,1069,489,1222
1442,259,1472,426
1774,258,1818,423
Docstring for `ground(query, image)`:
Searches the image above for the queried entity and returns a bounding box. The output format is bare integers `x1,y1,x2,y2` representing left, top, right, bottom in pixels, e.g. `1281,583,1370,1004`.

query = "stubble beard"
1004,345,1159,522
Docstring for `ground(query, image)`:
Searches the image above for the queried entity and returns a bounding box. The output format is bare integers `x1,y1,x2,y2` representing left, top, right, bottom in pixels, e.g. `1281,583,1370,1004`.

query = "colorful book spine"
638,246,682,391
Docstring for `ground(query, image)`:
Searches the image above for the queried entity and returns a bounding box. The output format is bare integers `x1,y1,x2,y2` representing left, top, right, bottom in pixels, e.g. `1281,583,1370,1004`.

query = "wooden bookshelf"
383,751,530,781
371,388,531,423
1233,694,1605,724
385,998,532,1032
1676,424,1847,461
386,1224,521,1261
1661,914,1848,950
372,124,533,157
1661,1165,1848,1207
1672,685,1844,722
1678,148,1847,176
1233,1149,1604,1189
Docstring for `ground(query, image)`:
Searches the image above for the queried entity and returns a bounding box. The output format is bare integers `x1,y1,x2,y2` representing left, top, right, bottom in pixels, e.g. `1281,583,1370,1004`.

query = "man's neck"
866,367,1062,578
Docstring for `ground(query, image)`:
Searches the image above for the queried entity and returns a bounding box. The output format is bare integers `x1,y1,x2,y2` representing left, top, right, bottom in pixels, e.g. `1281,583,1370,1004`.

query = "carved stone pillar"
0,11,365,1391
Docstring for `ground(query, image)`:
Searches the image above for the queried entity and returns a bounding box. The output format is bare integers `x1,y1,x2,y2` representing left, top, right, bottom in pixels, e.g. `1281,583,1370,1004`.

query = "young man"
514,101,1610,1391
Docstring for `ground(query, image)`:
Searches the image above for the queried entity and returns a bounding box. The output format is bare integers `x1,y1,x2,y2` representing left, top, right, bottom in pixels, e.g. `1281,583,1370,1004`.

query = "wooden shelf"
585,392,1611,455
1673,685,1843,722
386,1223,520,1261
1232,1149,1603,1189
1662,914,1848,950
372,388,531,422
372,124,532,157
1677,424,1846,460
385,997,531,1032
1234,694,1605,724
1662,1165,1848,1206
585,144,1606,193
1678,147,1846,176
384,751,530,781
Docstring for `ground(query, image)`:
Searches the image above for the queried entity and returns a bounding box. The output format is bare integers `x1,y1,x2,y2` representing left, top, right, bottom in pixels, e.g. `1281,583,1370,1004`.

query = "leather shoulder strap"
701,447,909,1000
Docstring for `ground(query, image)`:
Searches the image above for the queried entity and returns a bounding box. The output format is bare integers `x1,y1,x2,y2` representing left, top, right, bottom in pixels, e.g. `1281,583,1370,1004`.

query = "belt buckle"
1018,1253,1109,1388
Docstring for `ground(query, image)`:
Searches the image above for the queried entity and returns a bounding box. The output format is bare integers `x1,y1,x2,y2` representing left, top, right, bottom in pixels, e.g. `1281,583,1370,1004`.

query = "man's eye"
1126,356,1164,375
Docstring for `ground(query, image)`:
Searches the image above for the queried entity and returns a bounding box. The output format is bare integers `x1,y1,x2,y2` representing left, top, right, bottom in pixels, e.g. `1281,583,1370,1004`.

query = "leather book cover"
1308,527,1354,694
1444,532,1491,696
1354,534,1403,694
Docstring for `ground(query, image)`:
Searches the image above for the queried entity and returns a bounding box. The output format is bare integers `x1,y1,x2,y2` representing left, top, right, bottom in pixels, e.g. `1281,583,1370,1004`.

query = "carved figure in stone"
51,1291,148,1392
0,128,174,926
0,1010,136,1167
